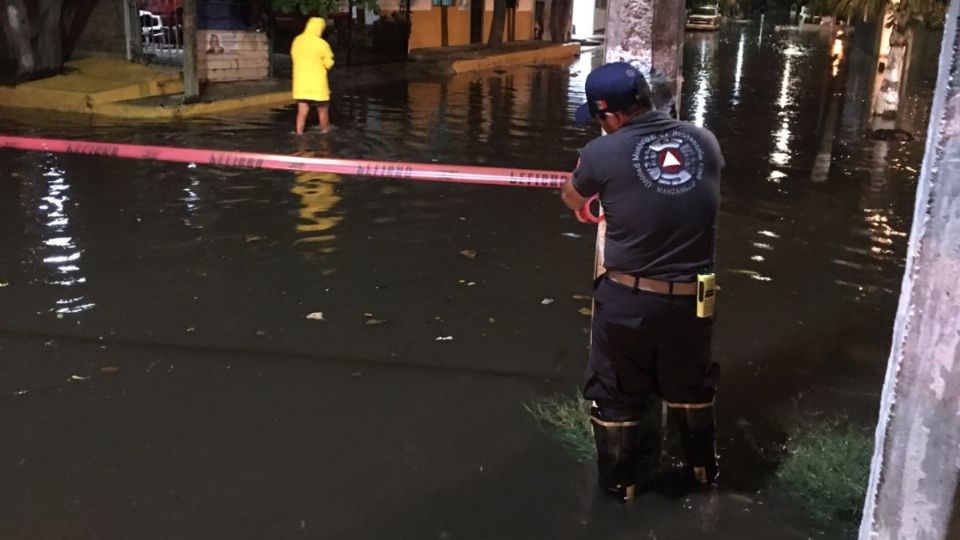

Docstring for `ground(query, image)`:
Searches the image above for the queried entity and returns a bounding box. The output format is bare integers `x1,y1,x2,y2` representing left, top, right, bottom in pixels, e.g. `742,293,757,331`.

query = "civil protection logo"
632,130,705,195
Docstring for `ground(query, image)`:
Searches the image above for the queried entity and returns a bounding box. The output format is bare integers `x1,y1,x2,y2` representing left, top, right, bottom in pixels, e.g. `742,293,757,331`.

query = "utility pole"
859,0,960,538
182,0,200,102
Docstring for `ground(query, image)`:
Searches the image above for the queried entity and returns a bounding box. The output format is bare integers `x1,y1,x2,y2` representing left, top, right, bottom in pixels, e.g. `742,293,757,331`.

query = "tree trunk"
35,0,64,72
441,5,449,47
542,0,553,41
549,0,572,43
488,0,507,47
1,0,36,79
182,0,199,101
560,0,573,41
61,0,97,62
876,39,906,117
875,13,912,119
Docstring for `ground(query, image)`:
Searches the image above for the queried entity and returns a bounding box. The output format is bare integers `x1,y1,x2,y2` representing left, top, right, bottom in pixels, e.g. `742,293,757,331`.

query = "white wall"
572,0,594,38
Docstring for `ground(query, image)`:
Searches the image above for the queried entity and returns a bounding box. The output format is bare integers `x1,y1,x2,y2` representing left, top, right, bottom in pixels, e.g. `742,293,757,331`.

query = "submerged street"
0,20,940,539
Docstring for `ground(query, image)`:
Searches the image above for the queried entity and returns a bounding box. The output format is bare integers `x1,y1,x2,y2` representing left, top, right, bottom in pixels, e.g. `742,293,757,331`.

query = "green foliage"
776,418,873,533
525,391,595,462
268,0,380,17
825,0,947,28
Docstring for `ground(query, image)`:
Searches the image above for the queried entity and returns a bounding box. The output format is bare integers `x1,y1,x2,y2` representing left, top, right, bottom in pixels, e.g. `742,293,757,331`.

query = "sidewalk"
0,41,580,120
0,58,182,114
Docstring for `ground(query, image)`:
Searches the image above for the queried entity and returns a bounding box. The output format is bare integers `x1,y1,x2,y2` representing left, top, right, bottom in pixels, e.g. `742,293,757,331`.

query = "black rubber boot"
671,405,719,486
590,406,660,501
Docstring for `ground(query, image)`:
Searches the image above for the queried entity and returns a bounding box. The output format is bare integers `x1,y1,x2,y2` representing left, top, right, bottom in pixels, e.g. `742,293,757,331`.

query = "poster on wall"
197,30,269,82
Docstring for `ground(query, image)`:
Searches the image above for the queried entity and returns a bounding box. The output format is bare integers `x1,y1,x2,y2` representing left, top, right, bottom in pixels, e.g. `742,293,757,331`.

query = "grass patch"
525,391,595,462
776,418,873,532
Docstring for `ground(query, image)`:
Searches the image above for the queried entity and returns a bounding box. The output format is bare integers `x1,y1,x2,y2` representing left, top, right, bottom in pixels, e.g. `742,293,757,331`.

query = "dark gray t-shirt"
573,111,723,282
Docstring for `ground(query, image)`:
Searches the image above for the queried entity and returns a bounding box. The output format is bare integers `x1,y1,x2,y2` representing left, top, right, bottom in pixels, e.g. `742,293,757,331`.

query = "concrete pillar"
603,0,684,109
593,0,684,274
859,0,960,537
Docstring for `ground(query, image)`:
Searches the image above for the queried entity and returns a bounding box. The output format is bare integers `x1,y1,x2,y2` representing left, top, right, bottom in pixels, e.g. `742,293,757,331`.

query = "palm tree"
825,0,946,120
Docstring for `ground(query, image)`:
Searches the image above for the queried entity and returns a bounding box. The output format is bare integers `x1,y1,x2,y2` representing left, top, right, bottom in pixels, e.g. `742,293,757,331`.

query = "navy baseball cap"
574,62,651,124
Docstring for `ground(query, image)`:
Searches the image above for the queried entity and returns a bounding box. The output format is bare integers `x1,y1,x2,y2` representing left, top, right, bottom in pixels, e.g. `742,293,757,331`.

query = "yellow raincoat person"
291,17,335,134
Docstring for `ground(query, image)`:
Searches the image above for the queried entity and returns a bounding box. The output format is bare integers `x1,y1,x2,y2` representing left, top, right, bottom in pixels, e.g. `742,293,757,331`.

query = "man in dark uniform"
561,62,724,500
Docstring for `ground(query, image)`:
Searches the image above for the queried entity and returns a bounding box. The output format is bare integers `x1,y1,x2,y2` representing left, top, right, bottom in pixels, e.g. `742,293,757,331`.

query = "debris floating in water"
541,298,555,305
459,249,478,260
306,312,326,321
435,336,454,341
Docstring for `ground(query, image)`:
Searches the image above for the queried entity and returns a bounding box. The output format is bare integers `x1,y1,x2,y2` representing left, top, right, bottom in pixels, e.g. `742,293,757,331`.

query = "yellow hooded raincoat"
291,18,335,102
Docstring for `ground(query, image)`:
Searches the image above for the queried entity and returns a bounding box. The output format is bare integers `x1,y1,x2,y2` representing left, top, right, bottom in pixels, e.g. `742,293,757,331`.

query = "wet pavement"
0,21,940,539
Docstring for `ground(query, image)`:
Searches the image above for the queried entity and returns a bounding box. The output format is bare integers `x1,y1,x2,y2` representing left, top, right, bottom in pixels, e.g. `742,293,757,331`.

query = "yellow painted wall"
515,11,533,40
408,5,533,50
482,10,533,41
408,8,472,49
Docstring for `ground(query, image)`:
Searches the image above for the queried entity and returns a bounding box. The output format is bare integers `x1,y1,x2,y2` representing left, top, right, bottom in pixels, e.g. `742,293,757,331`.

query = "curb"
0,59,184,115
446,43,581,74
96,91,292,119
0,86,92,113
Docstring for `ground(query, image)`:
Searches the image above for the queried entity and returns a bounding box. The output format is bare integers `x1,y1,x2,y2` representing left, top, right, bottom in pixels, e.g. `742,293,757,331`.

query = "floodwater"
0,20,940,539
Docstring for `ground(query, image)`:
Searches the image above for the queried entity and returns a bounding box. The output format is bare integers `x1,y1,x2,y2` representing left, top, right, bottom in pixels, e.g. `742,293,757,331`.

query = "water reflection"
758,14,765,47
831,29,845,77
811,30,846,183
843,139,908,296
733,33,746,103
180,176,203,229
770,41,802,168
687,35,716,127
290,149,342,257
31,156,94,314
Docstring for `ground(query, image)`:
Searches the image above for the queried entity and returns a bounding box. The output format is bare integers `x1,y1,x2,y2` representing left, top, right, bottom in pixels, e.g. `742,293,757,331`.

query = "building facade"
379,0,535,50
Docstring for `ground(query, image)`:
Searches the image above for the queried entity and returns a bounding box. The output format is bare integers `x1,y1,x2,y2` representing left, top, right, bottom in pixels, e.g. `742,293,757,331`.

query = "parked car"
686,5,721,31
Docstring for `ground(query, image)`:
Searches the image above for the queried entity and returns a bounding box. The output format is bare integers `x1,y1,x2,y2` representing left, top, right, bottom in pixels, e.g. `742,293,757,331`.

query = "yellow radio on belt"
696,273,717,318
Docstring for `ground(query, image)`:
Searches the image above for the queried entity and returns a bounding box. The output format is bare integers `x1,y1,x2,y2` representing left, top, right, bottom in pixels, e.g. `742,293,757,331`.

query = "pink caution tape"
0,135,570,189
574,194,605,224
